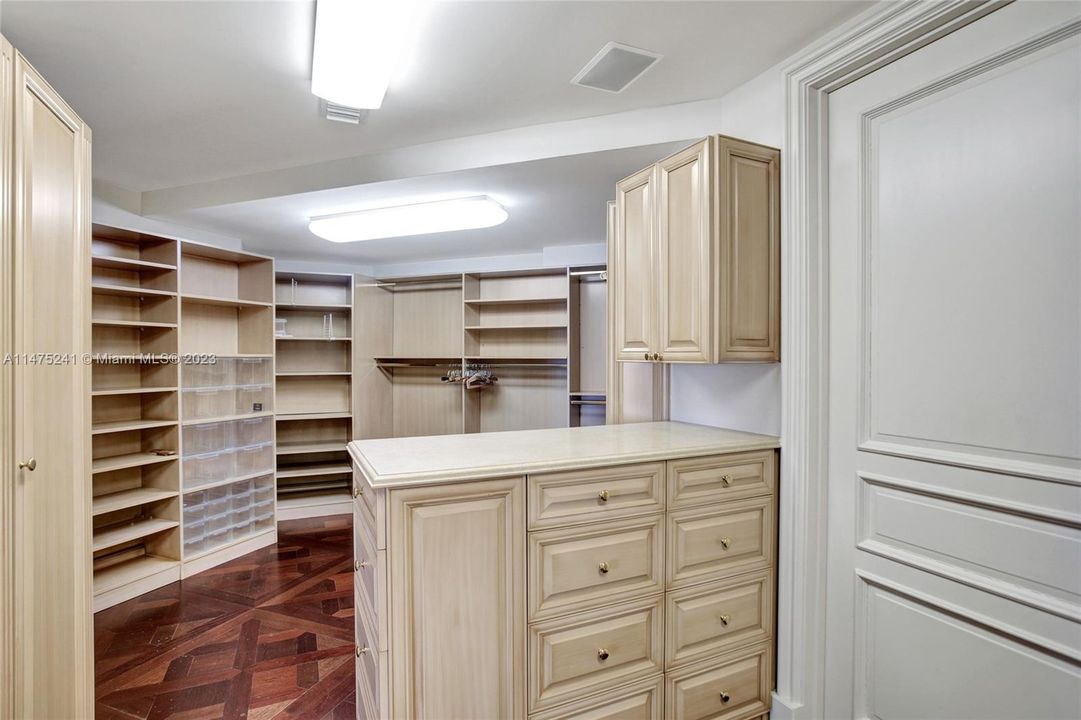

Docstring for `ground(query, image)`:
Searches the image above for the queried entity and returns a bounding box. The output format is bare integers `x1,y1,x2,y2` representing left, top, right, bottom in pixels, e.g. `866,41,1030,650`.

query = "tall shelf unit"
274,272,355,519
355,266,607,441
89,225,182,611
89,225,278,610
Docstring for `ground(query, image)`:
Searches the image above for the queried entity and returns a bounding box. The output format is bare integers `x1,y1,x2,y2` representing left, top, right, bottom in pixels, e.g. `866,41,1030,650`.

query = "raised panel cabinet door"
388,477,526,719
614,165,656,361
657,138,712,363
8,46,94,719
716,136,779,362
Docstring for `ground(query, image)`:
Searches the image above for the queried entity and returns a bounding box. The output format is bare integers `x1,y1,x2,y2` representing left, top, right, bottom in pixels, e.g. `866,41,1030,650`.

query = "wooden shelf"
212,353,273,359
374,356,461,367
276,303,352,311
276,411,352,421
276,463,351,479
276,371,351,377
91,418,178,435
92,488,179,516
276,336,351,342
465,324,567,331
277,480,350,493
276,441,347,455
570,391,607,397
92,517,179,552
181,411,273,426
181,293,272,308
464,356,568,365
183,469,273,494
92,254,176,272
94,555,179,595
92,386,178,396
92,283,177,298
92,319,177,329
464,297,567,305
92,452,178,474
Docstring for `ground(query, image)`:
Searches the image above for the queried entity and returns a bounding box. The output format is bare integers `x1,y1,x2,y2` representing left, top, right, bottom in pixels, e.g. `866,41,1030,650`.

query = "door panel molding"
777,2,1022,718
855,20,1081,485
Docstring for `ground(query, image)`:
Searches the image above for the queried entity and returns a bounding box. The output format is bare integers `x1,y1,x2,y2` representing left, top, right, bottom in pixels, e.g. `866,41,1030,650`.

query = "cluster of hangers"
440,364,499,390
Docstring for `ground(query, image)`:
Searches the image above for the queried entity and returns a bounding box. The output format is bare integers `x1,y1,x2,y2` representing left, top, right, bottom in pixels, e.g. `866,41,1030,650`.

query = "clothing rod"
569,270,607,278
570,399,607,406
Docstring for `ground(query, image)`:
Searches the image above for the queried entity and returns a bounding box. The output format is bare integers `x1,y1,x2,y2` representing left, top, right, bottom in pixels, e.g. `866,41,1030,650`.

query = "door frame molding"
774,2,1007,718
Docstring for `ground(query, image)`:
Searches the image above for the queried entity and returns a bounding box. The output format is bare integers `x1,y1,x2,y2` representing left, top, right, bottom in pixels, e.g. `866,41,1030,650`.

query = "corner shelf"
92,283,177,298
91,452,178,474
181,293,272,308
92,517,180,553
92,488,179,516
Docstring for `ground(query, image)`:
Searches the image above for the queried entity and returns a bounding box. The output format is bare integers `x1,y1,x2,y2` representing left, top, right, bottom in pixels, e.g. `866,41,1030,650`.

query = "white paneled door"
825,3,1081,718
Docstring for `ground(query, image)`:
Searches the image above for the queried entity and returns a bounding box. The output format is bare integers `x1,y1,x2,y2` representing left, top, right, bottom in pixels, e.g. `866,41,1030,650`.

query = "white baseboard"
771,692,805,720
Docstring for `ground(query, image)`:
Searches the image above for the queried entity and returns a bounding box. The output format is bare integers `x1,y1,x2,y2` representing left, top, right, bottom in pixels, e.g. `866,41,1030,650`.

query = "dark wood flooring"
94,515,355,720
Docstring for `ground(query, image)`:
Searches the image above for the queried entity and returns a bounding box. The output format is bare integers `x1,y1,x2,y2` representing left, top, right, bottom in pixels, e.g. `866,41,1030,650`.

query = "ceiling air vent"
571,42,662,94
323,101,369,124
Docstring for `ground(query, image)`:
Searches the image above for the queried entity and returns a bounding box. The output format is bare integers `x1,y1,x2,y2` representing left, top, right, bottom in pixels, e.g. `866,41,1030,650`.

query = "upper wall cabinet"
612,135,780,364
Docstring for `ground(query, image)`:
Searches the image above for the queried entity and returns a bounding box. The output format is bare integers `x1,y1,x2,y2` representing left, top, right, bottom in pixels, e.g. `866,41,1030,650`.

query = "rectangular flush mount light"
311,0,425,109
309,196,509,243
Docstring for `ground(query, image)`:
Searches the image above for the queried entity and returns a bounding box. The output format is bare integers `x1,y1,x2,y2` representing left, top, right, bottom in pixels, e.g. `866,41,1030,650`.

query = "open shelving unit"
274,273,355,520
569,266,608,426
89,225,183,612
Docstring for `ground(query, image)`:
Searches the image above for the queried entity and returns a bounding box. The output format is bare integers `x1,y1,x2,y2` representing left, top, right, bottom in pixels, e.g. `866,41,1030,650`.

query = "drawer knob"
721,474,732,487
597,648,609,661
355,560,370,571
598,490,609,503
352,485,360,498
18,458,36,471
598,562,610,574
720,691,731,703
720,536,731,549
720,614,731,626
643,352,650,360
356,646,369,657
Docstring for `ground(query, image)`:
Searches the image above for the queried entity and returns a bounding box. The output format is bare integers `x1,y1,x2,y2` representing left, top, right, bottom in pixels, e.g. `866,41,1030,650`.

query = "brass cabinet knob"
352,485,359,499
597,648,609,661
354,560,371,571
18,458,36,471
720,614,731,626
598,490,610,503
356,646,369,657
654,353,663,361
598,562,610,574
720,474,732,487
720,536,731,549
719,691,731,703
643,352,650,361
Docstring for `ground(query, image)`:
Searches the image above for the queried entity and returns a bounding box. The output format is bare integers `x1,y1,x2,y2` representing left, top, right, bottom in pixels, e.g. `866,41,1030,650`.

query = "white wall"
667,63,785,436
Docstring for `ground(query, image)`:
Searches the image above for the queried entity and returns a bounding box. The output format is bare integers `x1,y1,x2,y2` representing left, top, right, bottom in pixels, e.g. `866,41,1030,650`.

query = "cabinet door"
717,136,779,361
388,477,526,719
613,165,656,361
657,138,713,363
6,46,94,719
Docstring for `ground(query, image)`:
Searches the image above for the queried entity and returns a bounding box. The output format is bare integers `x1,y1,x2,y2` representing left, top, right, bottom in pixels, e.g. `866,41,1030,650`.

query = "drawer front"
530,515,664,620
665,643,771,720
666,571,773,669
667,451,776,509
667,496,774,589
355,584,379,709
529,462,665,530
529,595,664,713
354,466,386,548
530,674,664,720
354,518,387,647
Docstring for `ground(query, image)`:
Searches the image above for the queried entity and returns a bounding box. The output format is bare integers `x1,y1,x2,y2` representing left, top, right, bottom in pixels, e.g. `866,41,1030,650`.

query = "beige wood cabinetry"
612,135,780,364
0,35,95,719
349,422,779,720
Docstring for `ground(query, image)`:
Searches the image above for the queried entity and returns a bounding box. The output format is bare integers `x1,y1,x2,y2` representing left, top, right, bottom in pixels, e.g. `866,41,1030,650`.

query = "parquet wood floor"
95,516,355,720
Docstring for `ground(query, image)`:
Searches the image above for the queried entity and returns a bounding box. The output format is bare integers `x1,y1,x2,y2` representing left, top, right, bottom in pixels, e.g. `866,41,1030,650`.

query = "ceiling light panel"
309,196,509,243
571,42,663,94
311,0,426,109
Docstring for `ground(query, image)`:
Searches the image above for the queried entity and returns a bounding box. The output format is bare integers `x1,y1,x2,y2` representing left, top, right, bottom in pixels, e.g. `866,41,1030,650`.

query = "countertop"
347,421,779,488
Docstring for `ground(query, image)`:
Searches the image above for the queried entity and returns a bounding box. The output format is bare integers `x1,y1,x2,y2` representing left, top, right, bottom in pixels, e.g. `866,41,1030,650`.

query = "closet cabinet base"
180,528,277,578
93,556,181,612
276,492,353,520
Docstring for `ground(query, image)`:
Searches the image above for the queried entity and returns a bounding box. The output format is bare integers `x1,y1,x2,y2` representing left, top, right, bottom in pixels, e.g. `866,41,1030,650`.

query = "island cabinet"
612,135,780,364
348,421,779,720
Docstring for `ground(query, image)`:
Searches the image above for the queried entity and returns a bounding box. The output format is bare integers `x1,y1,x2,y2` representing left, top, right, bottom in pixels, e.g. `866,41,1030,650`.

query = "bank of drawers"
353,448,777,720
526,449,776,720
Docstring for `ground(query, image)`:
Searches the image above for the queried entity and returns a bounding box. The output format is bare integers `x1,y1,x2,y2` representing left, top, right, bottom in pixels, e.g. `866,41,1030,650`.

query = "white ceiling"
155,141,688,265
2,0,866,193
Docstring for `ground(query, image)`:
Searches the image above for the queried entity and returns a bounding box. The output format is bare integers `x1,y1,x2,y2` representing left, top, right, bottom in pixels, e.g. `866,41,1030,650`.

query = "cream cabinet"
613,135,780,364
349,422,779,720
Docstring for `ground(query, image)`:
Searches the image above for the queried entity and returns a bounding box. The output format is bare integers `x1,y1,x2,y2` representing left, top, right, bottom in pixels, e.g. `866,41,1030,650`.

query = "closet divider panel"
274,272,355,520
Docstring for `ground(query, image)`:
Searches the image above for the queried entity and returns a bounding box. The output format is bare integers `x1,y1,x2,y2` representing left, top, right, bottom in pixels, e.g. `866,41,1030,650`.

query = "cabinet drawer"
667,496,774,589
354,467,386,549
354,517,387,648
355,584,379,705
665,643,771,720
529,595,664,713
530,674,664,720
666,570,773,669
530,515,664,620
528,462,665,530
667,451,776,509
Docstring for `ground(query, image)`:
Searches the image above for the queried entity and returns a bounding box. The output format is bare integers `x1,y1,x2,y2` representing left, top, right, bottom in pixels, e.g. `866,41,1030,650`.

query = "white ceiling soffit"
151,141,689,265
0,0,870,211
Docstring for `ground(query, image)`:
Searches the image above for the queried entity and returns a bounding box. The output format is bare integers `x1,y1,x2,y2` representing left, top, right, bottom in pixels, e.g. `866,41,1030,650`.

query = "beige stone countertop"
347,421,779,489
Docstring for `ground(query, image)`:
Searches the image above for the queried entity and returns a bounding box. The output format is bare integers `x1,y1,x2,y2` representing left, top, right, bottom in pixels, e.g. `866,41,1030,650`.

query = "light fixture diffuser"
311,0,425,109
309,196,509,243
